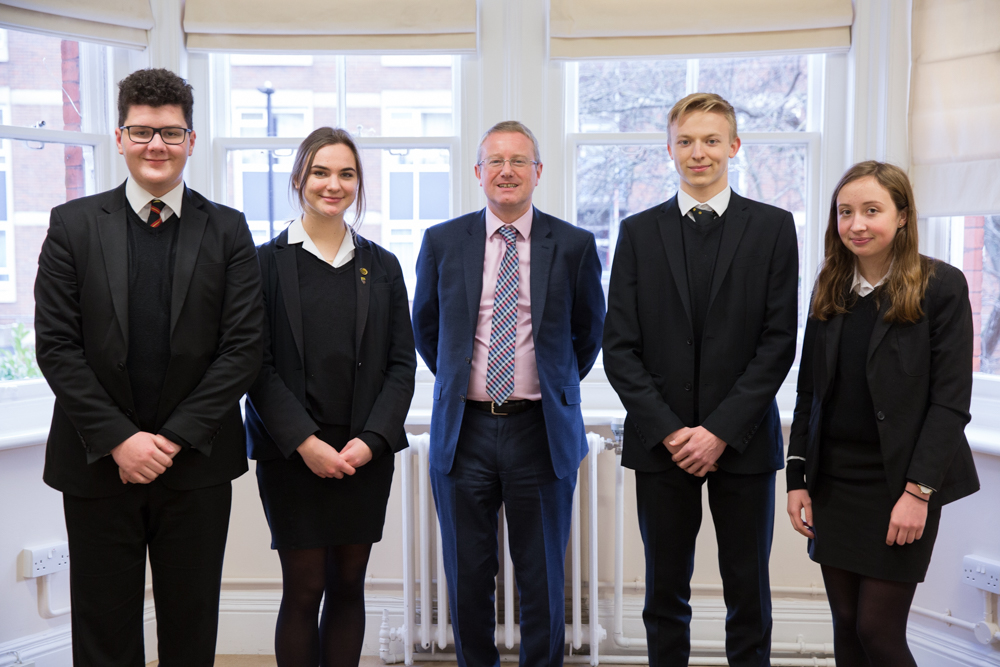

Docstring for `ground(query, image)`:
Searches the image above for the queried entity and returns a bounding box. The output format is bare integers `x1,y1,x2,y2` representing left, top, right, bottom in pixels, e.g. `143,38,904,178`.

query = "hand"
153,434,183,459
786,489,814,538
339,438,373,468
112,431,174,484
886,483,928,545
296,435,356,479
666,426,726,477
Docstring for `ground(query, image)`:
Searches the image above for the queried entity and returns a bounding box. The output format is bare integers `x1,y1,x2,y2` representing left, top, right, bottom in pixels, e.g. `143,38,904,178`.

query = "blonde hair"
477,120,541,163
667,92,738,142
811,161,932,323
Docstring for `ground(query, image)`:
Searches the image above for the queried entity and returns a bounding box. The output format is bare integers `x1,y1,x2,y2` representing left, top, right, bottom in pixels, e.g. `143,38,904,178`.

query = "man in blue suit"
413,120,605,667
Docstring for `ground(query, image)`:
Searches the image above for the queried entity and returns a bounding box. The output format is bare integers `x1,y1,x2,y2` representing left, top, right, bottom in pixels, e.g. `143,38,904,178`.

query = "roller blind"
910,0,1000,216
549,0,854,59
184,0,477,53
0,0,153,49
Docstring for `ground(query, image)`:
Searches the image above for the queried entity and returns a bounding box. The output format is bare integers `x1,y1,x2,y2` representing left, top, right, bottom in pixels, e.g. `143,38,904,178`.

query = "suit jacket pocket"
895,321,930,376
433,380,443,400
563,385,581,405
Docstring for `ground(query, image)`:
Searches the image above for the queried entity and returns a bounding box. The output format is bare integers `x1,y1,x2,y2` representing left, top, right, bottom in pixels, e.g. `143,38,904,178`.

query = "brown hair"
477,120,541,164
117,68,194,129
289,127,366,227
667,92,738,142
811,161,932,323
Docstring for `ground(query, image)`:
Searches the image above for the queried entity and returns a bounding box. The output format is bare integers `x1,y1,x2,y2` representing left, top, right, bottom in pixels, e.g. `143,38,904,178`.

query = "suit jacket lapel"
708,191,749,311
463,211,487,333
868,297,892,364
821,315,843,402
354,232,371,359
170,188,209,337
96,184,130,349
274,231,305,364
529,208,553,345
657,197,693,327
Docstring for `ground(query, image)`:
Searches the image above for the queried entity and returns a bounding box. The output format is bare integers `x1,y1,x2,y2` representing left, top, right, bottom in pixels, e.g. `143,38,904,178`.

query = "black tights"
821,564,918,667
275,543,374,667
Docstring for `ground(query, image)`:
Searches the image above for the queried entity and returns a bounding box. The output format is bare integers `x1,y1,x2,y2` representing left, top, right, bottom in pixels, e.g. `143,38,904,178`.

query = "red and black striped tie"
147,199,164,228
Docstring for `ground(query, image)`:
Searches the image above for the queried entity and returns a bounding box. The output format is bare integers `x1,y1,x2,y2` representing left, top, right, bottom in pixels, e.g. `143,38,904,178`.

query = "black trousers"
63,480,232,667
635,465,775,667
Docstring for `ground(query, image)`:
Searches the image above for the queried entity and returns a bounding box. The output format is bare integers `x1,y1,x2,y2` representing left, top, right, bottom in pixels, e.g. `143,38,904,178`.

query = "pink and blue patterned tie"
486,225,519,405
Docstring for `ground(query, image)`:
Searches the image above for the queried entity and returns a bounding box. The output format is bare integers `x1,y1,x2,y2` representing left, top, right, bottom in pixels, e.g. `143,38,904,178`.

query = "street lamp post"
257,82,276,240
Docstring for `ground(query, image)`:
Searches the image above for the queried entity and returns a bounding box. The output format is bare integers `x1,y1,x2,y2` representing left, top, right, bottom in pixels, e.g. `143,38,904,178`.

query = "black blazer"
603,191,799,474
245,229,416,461
788,259,979,509
35,182,264,498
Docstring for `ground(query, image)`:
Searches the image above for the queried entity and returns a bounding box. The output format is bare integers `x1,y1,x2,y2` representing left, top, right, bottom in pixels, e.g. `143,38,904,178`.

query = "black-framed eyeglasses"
477,158,539,171
119,126,191,145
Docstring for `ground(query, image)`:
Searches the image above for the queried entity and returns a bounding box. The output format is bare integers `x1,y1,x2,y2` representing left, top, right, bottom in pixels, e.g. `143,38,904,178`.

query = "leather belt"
466,399,539,416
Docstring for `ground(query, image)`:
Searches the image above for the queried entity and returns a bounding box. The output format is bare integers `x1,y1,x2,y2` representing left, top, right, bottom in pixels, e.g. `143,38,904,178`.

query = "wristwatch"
915,483,934,498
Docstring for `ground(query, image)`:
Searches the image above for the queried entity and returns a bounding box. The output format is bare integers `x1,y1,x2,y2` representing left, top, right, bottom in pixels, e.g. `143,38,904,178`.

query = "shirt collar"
485,205,533,241
678,186,732,219
287,216,356,268
851,265,890,297
125,178,185,221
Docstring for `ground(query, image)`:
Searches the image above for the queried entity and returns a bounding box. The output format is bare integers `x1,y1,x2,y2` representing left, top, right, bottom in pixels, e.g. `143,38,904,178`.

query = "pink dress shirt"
466,207,542,402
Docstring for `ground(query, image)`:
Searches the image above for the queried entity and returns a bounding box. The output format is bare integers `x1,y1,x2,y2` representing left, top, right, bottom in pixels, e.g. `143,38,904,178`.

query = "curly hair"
117,68,194,129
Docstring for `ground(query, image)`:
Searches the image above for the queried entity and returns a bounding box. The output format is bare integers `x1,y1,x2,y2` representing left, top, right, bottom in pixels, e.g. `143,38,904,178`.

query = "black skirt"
256,424,395,550
808,440,941,582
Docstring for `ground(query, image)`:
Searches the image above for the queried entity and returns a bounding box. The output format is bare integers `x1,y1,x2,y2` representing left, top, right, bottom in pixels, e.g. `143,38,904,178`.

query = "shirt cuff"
356,431,389,459
159,428,204,455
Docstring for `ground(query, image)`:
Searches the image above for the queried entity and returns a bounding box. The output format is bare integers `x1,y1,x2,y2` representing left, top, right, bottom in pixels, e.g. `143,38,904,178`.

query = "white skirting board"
3,588,999,666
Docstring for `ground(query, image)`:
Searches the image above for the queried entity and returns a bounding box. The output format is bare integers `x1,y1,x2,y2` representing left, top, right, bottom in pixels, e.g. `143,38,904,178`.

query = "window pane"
229,56,337,138
0,140,96,380
956,214,1000,374
348,56,454,137
225,149,300,245
575,145,676,270
575,54,809,134
696,55,808,132
389,172,414,220
577,60,687,133
1,28,103,133
419,172,450,220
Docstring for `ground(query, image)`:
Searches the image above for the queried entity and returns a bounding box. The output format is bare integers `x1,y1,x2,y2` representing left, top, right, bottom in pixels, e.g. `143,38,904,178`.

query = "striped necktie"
486,225,519,405
147,199,165,228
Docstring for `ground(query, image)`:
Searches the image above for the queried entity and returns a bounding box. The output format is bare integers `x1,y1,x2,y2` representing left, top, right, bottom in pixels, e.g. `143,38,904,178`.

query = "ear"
897,209,907,228
187,130,196,156
728,135,741,158
114,127,124,155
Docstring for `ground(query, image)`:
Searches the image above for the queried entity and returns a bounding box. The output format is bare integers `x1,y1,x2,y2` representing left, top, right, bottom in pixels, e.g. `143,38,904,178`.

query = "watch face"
917,485,933,495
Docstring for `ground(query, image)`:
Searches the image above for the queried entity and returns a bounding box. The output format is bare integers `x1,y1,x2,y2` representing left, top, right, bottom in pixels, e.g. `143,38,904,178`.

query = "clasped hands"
297,435,372,479
664,426,725,477
113,431,182,484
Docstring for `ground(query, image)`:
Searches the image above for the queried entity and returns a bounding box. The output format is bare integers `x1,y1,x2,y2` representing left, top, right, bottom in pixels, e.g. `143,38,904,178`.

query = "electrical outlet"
962,554,1000,593
20,543,70,579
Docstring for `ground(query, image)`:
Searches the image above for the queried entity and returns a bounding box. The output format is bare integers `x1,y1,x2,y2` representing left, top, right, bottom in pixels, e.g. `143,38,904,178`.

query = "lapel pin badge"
360,267,368,283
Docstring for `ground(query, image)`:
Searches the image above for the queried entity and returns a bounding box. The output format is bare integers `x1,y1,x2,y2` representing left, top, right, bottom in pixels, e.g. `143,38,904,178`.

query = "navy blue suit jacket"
412,207,605,479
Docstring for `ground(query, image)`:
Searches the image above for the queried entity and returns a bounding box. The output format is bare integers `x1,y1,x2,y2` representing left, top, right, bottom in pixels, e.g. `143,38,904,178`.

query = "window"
0,28,112,380
933,214,1000,374
214,54,459,295
567,54,821,329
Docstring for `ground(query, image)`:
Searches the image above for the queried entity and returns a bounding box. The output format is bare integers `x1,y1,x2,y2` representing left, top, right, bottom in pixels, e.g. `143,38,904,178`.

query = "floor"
148,657,459,666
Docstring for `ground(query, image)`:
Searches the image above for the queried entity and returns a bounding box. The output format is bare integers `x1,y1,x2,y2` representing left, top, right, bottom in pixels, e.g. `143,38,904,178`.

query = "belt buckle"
491,401,507,416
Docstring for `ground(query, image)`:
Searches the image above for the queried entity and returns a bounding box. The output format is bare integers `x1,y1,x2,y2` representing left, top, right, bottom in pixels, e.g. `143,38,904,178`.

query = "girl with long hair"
786,161,979,666
245,127,416,666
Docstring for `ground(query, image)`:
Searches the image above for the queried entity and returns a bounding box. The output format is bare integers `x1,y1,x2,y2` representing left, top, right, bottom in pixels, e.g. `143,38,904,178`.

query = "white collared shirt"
678,186,732,221
851,266,889,297
125,178,184,222
287,216,356,268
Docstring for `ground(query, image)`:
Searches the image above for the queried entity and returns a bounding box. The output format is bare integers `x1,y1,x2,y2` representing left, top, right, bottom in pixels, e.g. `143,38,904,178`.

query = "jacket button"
876,411,885,420
459,395,466,402
465,357,471,364
686,339,692,346
684,382,692,391
117,362,125,371
125,408,134,418
358,362,362,367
